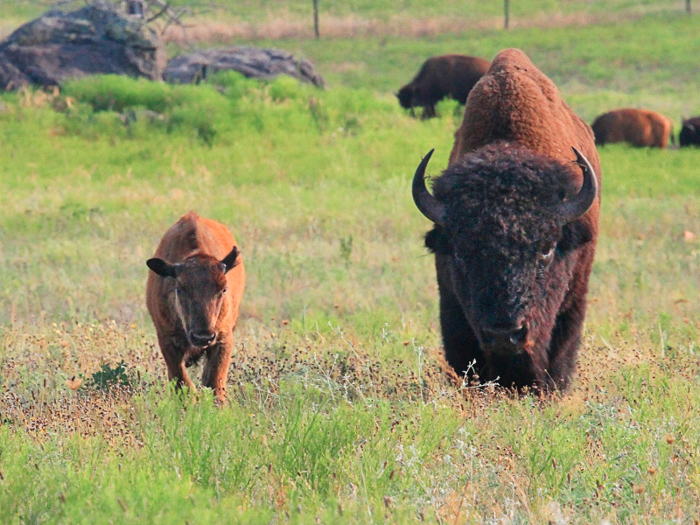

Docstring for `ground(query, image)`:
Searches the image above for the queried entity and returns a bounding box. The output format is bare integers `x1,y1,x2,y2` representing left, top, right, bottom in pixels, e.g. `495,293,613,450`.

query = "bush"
50,74,399,145
90,360,130,390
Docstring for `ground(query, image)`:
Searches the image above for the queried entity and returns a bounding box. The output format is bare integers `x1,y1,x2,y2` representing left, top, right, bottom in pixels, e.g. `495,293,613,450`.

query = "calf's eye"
222,288,227,295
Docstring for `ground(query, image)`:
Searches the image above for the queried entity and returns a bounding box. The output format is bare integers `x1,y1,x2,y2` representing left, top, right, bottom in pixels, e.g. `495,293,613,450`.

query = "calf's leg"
162,350,196,392
201,333,234,401
157,332,196,392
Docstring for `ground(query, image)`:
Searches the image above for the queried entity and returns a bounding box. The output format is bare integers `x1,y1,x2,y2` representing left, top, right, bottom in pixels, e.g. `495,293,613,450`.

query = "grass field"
1,5,700,524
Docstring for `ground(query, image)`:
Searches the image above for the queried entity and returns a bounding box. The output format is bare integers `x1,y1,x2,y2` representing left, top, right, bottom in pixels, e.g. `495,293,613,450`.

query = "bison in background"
679,117,700,147
591,108,674,148
146,211,245,403
397,54,490,119
412,48,601,392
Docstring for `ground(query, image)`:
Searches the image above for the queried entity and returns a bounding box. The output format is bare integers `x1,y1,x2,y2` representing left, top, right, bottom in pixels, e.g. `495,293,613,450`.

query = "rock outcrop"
164,46,325,88
0,4,165,91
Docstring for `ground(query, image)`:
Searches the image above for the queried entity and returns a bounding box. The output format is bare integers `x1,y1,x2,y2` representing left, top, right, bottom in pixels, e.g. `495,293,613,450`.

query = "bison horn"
412,149,445,226
557,147,598,224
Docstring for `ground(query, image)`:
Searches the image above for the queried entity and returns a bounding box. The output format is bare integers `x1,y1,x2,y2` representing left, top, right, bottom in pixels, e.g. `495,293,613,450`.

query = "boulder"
164,46,325,88
0,4,165,91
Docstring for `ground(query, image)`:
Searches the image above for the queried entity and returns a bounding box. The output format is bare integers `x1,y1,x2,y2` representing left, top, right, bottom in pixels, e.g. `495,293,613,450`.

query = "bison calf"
146,211,245,401
591,108,673,148
679,117,700,147
397,54,490,119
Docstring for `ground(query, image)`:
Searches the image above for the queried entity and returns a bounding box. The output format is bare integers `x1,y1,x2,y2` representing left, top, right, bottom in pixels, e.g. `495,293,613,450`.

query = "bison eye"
540,247,555,265
222,288,227,295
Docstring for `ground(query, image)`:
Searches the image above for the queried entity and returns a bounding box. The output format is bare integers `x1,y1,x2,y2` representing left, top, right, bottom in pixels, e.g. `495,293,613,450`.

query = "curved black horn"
412,149,445,226
557,147,598,224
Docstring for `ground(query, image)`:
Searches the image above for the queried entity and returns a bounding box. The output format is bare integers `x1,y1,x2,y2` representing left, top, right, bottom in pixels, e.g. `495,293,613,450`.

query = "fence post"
313,0,320,38
504,0,510,29
687,0,691,14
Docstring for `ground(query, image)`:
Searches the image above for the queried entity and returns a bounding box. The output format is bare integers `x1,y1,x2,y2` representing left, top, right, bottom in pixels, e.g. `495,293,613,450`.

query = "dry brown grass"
163,10,659,46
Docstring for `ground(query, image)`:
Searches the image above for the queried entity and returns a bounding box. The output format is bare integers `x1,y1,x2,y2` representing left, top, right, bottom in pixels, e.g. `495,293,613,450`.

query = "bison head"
147,248,240,347
396,85,415,110
413,143,597,375
680,118,700,147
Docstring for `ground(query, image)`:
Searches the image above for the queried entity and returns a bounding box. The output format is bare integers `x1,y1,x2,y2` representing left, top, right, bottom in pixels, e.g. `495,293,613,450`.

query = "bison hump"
448,48,598,188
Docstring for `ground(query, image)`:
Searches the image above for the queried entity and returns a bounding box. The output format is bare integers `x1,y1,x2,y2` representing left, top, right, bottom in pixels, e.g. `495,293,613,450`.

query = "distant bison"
413,48,601,392
397,54,490,119
591,108,674,148
146,211,245,402
679,116,700,147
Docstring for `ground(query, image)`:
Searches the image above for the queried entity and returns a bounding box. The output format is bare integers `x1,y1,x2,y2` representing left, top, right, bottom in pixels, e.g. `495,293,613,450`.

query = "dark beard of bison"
424,143,595,391
444,234,572,388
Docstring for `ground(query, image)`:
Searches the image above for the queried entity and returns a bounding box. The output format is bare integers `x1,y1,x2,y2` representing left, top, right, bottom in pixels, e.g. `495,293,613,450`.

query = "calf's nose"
189,331,216,347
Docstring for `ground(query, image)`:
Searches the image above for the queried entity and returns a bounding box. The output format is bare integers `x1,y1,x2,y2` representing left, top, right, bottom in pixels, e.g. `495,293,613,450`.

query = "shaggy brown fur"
591,108,673,148
679,116,700,147
423,48,601,392
397,54,490,119
146,211,245,402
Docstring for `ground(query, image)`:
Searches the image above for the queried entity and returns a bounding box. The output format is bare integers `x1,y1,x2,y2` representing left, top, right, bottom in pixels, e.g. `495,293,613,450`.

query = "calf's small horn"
412,149,445,226
557,147,598,224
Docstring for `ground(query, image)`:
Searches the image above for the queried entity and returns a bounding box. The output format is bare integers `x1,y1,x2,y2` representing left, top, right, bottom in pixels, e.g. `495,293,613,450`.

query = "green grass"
2,10,700,524
250,12,700,121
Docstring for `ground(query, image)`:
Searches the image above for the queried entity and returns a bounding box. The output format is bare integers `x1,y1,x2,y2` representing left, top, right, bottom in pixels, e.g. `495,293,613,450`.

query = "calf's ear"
220,246,241,273
147,258,178,278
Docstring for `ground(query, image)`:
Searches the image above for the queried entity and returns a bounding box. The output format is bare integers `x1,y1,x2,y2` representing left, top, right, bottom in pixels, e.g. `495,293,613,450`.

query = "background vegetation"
0,0,693,24
1,4,700,524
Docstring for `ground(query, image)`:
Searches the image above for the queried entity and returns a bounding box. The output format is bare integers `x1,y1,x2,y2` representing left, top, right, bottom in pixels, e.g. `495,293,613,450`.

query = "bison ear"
425,226,452,255
147,258,178,278
220,246,241,273
559,221,594,253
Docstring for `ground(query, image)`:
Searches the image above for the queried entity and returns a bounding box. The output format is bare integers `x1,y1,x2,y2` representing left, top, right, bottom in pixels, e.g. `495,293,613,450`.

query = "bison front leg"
545,299,587,391
435,255,484,379
201,333,234,402
421,104,436,120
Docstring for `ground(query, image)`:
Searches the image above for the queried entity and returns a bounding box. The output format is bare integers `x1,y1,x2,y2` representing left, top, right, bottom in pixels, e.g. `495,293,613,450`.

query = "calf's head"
413,144,597,362
147,247,240,347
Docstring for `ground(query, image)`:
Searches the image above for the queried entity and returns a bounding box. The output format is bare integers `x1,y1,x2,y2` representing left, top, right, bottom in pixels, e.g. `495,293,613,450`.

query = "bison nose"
189,331,216,347
482,323,528,347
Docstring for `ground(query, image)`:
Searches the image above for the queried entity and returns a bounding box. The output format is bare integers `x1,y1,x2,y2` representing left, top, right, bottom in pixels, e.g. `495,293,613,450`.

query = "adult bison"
679,116,700,147
412,48,601,392
146,211,245,402
591,108,674,148
397,54,490,119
